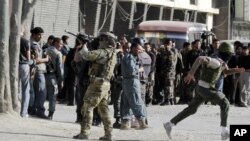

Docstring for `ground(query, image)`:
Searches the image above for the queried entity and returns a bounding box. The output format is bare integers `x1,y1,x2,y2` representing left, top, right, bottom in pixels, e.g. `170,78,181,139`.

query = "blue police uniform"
121,52,146,120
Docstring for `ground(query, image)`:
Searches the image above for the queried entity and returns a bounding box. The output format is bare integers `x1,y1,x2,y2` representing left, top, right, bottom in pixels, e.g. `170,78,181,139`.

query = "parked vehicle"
136,20,208,48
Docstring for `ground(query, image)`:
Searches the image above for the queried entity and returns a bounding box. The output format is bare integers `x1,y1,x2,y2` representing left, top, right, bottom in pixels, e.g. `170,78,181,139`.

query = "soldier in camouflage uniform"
73,32,117,141
163,42,245,140
160,38,178,106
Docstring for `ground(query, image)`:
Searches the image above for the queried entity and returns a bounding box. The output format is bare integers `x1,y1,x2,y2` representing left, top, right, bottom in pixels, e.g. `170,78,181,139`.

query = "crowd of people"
18,26,250,140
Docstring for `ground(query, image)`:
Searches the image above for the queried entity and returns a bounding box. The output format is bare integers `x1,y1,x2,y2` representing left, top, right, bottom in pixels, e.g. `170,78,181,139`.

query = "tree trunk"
0,0,12,113
21,0,37,39
9,0,23,112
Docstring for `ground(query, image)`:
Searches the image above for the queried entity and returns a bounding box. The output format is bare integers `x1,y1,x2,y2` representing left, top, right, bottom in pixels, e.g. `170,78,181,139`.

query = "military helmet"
97,32,116,47
218,42,235,55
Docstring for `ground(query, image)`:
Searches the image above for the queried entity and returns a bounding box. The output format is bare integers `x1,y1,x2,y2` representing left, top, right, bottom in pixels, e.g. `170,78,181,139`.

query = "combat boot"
48,111,54,120
120,120,130,130
137,118,148,129
73,133,89,139
99,134,115,141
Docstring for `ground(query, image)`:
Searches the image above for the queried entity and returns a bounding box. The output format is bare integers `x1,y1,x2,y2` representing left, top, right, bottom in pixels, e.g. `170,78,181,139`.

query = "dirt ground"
0,102,249,141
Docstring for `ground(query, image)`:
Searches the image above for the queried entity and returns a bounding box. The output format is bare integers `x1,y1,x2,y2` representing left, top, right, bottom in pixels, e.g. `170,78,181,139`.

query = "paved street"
0,102,249,141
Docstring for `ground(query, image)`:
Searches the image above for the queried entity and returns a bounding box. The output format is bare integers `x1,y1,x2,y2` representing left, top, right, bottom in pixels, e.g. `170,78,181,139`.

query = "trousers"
171,85,229,127
80,78,112,136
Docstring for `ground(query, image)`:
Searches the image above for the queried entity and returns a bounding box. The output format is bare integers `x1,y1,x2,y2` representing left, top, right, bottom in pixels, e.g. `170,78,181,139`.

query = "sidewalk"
0,103,249,141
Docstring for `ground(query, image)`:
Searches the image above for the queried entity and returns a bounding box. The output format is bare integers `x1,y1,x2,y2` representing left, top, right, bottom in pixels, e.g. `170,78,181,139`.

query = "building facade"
204,0,250,40
81,0,219,38
231,0,250,40
30,0,250,42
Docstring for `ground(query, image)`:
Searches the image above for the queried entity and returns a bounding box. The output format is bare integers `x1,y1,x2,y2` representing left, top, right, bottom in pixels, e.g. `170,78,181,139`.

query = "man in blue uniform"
120,42,148,130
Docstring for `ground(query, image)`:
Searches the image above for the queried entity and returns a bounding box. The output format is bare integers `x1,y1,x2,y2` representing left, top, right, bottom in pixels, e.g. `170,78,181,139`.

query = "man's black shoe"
160,100,170,106
236,103,247,107
48,111,54,120
37,113,49,119
28,107,36,116
92,120,102,126
113,121,121,129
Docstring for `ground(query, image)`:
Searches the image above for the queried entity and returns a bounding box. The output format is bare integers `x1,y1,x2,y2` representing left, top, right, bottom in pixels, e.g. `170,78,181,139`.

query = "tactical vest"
200,58,223,88
89,48,117,81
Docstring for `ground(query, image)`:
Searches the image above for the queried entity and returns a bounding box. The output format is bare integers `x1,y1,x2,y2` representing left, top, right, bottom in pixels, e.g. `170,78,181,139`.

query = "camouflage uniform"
160,48,178,105
138,51,152,103
74,32,117,140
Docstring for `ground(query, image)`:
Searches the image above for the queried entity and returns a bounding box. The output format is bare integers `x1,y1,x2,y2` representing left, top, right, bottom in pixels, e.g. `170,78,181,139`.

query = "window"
190,0,197,5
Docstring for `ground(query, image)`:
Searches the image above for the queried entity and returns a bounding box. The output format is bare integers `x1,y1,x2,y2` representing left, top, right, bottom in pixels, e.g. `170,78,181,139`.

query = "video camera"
200,31,216,54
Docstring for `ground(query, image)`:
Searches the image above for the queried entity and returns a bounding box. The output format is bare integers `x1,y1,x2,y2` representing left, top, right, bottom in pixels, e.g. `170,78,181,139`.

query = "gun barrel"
64,29,77,37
